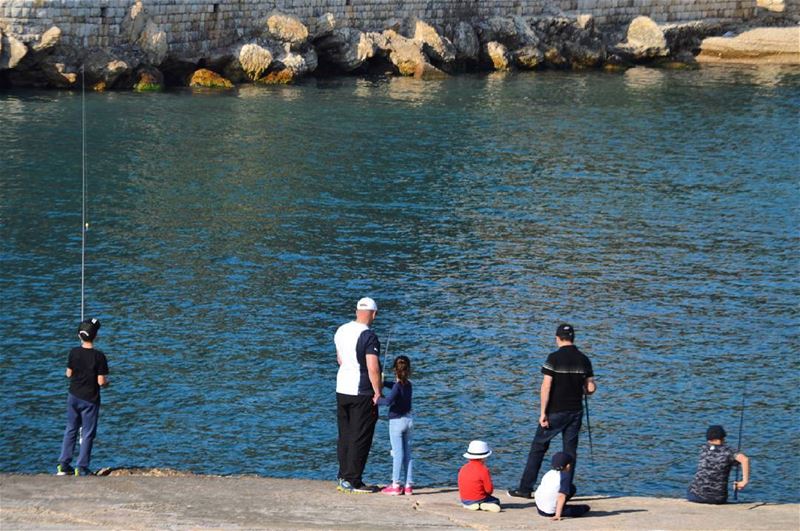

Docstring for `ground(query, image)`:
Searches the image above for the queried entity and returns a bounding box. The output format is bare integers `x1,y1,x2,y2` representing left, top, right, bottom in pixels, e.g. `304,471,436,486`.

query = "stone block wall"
0,0,760,54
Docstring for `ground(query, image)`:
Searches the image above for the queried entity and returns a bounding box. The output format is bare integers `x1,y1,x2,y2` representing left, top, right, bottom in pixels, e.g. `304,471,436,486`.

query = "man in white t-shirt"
334,297,382,493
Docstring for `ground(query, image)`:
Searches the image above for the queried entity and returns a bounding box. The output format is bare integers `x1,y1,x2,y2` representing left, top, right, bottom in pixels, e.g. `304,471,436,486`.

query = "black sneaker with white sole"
56,463,74,476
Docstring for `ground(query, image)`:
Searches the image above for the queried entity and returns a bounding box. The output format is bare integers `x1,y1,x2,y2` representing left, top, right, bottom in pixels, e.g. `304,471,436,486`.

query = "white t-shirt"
534,469,569,514
335,321,380,396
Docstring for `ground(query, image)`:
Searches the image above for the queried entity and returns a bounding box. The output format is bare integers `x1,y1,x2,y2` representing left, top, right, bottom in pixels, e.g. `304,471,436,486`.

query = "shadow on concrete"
414,488,459,495
502,502,537,510
587,509,648,518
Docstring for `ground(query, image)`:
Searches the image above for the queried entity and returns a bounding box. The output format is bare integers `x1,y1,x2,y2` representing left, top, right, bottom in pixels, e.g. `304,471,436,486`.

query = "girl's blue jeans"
389,415,413,485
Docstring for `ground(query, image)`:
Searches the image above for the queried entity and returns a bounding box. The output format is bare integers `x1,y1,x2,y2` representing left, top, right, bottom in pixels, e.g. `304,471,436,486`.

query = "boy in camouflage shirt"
687,425,750,504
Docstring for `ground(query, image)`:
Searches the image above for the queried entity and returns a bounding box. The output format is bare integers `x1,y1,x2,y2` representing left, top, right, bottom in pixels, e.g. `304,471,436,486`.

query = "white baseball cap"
463,440,492,459
356,297,378,311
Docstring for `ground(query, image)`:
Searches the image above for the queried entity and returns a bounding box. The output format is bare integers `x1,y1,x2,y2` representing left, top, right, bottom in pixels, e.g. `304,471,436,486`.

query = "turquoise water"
1,66,799,502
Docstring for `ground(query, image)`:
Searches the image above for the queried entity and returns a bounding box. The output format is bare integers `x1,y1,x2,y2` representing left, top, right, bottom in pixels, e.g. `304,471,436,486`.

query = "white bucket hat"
356,297,378,311
463,440,492,459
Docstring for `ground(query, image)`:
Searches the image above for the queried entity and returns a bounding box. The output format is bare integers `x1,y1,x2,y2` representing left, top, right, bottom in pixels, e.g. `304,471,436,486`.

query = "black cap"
556,323,575,341
552,452,574,470
706,425,726,441
78,318,101,341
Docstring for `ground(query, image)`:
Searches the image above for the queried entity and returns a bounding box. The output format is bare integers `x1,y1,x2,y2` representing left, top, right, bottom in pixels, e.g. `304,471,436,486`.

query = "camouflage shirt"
688,443,738,503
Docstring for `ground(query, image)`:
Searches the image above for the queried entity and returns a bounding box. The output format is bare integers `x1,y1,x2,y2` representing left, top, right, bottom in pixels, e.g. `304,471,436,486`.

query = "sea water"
1,65,798,502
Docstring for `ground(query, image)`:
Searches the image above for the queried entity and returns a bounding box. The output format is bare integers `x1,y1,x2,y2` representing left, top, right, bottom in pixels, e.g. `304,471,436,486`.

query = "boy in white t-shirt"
534,452,590,520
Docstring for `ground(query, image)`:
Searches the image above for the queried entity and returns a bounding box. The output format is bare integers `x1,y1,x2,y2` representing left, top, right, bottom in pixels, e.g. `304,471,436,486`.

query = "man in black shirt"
508,324,596,498
57,318,109,476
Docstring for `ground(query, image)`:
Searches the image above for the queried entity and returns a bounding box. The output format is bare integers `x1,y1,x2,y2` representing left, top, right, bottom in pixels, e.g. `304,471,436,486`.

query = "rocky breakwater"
0,2,786,90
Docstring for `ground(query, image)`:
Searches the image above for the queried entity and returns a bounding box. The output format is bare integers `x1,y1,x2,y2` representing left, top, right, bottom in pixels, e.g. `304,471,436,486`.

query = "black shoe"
56,463,74,476
507,489,533,499
74,467,93,476
352,482,378,494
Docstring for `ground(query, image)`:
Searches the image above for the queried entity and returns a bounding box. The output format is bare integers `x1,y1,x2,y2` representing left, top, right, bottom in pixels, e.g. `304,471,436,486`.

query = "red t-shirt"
458,459,494,501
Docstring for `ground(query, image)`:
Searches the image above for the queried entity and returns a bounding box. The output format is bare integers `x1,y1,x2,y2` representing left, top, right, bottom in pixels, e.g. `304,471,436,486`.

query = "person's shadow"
586,509,648,517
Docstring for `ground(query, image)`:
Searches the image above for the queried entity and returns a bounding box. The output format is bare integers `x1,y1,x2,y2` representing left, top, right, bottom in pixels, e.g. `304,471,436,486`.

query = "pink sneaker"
381,484,403,496
404,485,413,496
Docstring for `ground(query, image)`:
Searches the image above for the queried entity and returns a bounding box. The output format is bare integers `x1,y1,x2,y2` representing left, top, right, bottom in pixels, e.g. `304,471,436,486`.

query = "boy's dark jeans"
58,393,100,469
518,409,583,492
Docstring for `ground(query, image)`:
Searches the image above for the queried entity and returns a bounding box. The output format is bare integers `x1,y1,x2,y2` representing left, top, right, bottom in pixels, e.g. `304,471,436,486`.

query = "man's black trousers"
336,393,377,485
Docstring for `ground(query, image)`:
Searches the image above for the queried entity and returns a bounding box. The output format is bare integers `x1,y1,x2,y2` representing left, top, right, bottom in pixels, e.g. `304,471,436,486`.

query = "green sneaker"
75,467,92,476
56,463,74,476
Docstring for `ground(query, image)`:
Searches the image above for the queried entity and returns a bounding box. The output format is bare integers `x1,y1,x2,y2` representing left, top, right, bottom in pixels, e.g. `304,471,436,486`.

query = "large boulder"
84,49,132,88
271,43,318,80
618,16,669,60
266,12,309,46
309,12,336,40
476,16,538,49
133,66,164,92
413,20,456,70
484,41,511,70
533,16,607,69
225,42,273,81
121,1,148,42
189,68,234,88
381,30,427,76
32,26,62,53
662,20,723,58
452,21,480,63
39,62,78,87
0,30,28,70
121,1,167,65
513,45,544,69
315,27,375,72
139,19,168,65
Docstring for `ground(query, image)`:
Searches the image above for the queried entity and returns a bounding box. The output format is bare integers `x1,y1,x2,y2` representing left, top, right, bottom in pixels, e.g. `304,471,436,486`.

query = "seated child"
534,452,590,520
687,425,750,504
458,440,501,512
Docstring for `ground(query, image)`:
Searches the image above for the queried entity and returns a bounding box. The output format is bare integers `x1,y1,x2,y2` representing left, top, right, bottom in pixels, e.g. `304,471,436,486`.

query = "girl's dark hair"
393,355,411,383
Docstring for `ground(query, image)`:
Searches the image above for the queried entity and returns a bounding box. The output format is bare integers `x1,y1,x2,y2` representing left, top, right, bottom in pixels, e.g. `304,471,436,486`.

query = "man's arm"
584,377,596,395
540,374,553,428
65,368,72,378
366,354,382,404
97,374,108,387
735,453,750,490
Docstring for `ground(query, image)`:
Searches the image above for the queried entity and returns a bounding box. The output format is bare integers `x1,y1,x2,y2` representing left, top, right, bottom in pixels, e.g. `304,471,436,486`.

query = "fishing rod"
733,378,746,501
80,64,88,321
584,394,594,464
381,330,393,385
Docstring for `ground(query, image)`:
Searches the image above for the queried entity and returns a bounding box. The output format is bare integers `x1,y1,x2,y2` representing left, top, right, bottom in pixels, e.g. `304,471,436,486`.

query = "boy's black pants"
336,393,377,485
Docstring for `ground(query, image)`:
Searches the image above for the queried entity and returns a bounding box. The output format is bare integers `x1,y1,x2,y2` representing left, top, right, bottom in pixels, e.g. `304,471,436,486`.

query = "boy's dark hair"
551,451,574,471
78,318,101,342
706,425,726,441
556,323,575,341
393,355,411,383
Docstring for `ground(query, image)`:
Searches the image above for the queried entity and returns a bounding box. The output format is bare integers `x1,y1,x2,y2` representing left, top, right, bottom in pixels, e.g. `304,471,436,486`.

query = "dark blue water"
1,65,799,502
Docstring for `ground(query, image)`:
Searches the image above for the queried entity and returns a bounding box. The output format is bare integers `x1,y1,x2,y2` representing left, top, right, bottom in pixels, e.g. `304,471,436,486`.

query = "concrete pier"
1,474,797,529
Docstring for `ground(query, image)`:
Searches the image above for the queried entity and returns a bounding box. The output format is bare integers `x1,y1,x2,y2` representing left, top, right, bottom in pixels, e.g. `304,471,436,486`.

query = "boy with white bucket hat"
457,440,501,512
